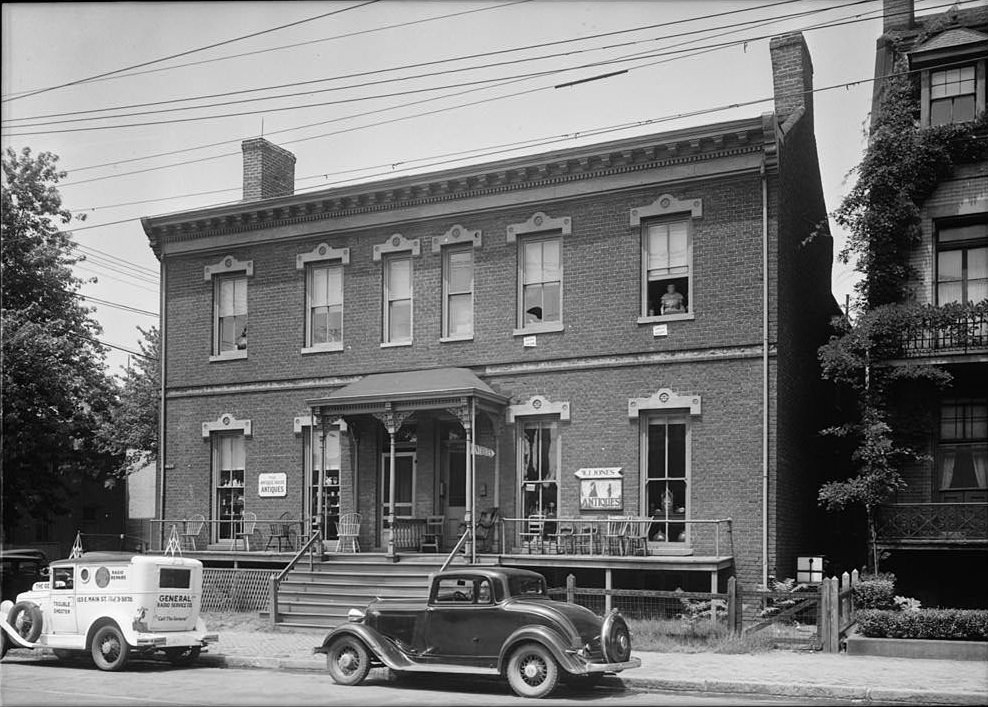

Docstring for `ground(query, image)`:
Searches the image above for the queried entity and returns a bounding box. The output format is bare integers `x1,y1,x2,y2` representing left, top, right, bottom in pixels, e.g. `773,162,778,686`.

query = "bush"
855,608,988,641
853,573,898,610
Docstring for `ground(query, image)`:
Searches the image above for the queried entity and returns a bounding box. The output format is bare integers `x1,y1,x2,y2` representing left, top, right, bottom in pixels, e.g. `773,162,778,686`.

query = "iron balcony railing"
876,502,988,545
900,307,988,357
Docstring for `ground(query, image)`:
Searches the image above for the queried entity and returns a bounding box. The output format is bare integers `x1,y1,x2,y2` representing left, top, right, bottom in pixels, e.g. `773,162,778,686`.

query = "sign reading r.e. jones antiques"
576,467,622,510
258,472,287,497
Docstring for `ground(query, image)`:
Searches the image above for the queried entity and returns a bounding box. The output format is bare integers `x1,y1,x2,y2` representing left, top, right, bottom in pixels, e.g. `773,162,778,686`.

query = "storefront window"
520,421,559,517
644,416,689,542
213,433,245,541
305,427,341,539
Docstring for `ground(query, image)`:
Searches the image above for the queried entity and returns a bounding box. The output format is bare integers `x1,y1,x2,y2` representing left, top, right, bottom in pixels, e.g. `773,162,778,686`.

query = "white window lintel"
507,395,571,424
296,243,350,269
373,233,420,261
628,388,701,418
506,212,571,243
293,414,347,435
202,412,252,438
432,224,482,252
204,255,253,281
630,194,702,226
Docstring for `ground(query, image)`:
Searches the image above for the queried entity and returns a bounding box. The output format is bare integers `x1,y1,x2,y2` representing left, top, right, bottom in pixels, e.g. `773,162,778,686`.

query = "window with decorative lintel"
202,413,252,542
507,212,570,335
508,395,570,518
205,255,253,361
297,243,350,353
433,224,481,341
374,234,420,346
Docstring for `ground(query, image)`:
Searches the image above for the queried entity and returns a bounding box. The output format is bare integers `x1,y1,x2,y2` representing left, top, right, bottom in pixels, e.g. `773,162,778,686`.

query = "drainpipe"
761,158,770,589
157,259,166,550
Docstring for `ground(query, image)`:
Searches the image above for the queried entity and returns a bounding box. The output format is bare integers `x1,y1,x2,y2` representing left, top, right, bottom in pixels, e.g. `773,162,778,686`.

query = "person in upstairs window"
660,284,685,314
236,325,248,349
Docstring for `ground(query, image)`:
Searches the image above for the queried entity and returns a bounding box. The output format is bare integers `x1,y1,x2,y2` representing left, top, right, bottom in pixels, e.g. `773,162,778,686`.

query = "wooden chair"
180,514,205,551
473,507,501,553
335,512,361,553
420,515,444,553
519,514,546,554
554,523,576,554
265,511,294,551
625,517,651,556
573,522,598,554
232,511,257,551
603,515,629,555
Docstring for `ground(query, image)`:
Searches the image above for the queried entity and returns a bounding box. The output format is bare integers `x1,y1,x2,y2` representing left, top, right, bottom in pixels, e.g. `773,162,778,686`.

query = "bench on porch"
391,518,427,551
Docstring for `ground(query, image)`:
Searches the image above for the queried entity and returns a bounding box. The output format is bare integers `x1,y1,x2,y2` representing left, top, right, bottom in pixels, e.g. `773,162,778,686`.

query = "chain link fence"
202,568,273,612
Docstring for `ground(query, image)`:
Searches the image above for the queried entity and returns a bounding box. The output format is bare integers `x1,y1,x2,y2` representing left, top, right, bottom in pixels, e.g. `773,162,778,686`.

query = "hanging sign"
470,442,495,458
576,467,623,510
258,472,287,497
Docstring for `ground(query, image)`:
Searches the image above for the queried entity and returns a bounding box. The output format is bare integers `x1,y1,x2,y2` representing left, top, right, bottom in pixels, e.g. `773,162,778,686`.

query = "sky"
3,0,980,376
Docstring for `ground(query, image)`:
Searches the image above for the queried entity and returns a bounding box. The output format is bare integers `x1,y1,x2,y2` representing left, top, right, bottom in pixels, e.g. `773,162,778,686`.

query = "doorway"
442,439,467,544
380,452,416,538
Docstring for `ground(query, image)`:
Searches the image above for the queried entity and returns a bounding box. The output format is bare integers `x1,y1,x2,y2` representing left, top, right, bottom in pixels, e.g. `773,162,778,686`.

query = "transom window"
643,219,691,317
936,221,988,305
930,66,977,126
214,275,248,355
306,263,343,348
519,237,561,329
939,399,987,492
383,255,413,344
443,246,473,338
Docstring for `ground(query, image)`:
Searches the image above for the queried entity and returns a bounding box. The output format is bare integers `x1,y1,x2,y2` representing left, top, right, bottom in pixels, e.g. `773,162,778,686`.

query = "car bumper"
133,631,218,648
578,657,642,674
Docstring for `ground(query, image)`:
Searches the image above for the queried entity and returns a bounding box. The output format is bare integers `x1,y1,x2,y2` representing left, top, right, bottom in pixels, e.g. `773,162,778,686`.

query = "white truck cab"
0,552,217,671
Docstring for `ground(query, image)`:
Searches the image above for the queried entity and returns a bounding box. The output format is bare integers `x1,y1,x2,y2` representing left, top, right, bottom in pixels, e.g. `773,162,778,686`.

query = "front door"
442,440,467,544
381,452,416,540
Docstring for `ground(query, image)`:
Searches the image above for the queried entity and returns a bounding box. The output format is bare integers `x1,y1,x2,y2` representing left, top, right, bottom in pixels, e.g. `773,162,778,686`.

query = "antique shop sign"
258,472,287,497
575,467,622,510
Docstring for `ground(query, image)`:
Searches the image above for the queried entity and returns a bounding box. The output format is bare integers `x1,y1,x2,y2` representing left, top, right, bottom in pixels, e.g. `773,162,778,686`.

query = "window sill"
301,343,343,355
381,340,412,348
440,334,474,343
512,321,564,336
209,350,248,362
637,313,694,325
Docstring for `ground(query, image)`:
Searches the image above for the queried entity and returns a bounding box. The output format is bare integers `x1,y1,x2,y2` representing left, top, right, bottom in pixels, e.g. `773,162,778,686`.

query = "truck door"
49,566,77,634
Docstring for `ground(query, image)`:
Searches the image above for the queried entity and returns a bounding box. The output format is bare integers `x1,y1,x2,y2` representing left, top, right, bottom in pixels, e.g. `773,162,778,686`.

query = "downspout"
157,258,166,550
761,158,770,589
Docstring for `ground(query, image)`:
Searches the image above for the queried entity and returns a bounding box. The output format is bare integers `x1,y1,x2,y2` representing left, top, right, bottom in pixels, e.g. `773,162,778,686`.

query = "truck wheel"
91,625,130,671
165,646,201,666
507,642,559,699
325,635,371,686
8,602,43,643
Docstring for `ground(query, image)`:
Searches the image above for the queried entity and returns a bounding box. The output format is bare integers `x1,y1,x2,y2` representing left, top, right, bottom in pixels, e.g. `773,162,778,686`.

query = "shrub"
855,608,988,641
853,573,897,610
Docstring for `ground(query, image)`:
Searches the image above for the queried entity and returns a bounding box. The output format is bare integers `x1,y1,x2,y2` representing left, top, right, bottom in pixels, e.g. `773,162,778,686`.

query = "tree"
98,325,160,473
1,146,122,539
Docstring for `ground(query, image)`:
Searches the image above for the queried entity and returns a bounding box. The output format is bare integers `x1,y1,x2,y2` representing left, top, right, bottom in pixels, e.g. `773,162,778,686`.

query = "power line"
1,1,379,104
76,243,159,277
74,292,159,317
75,265,159,293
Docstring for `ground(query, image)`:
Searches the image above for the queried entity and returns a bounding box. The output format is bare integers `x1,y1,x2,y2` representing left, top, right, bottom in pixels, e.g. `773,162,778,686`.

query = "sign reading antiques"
576,467,623,510
258,472,287,497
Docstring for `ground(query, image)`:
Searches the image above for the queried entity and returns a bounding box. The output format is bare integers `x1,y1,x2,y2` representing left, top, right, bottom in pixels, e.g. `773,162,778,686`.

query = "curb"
201,654,988,705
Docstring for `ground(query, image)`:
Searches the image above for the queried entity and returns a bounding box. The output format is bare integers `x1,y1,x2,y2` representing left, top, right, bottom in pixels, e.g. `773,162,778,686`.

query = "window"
306,263,343,348
643,219,690,317
938,399,987,492
383,255,412,344
930,66,977,126
214,275,248,355
644,416,689,543
213,434,245,541
443,246,473,339
159,568,191,589
518,237,561,329
936,221,988,305
520,421,559,517
52,567,74,591
305,427,341,539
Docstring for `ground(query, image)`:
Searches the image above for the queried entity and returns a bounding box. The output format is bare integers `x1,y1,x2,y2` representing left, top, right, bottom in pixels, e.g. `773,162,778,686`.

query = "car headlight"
347,607,365,623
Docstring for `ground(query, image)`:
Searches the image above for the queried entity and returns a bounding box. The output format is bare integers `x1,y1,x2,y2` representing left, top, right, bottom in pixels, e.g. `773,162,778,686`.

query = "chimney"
769,32,814,127
883,0,914,34
242,137,296,201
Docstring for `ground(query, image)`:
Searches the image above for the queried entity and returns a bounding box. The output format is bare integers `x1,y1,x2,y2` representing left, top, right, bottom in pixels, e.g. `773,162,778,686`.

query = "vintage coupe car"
315,567,641,698
0,552,217,671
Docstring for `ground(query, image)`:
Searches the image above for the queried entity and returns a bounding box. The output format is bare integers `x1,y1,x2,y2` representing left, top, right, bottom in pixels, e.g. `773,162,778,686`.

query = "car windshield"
508,575,547,598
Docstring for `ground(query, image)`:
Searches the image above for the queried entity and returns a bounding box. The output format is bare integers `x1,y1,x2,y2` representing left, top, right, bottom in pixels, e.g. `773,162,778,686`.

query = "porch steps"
264,553,496,628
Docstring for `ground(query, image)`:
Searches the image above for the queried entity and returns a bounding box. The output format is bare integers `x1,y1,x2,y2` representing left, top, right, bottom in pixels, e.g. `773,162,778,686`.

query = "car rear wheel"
506,642,559,699
325,635,371,686
601,610,632,663
91,625,131,671
165,646,201,666
8,602,43,643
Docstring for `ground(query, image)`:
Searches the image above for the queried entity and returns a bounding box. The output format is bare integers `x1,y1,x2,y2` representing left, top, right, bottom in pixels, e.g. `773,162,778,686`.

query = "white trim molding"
296,242,350,269
628,388,701,417
507,395,571,423
202,412,252,438
373,233,420,261
293,414,347,434
431,224,482,252
506,211,571,243
204,254,253,281
630,194,702,226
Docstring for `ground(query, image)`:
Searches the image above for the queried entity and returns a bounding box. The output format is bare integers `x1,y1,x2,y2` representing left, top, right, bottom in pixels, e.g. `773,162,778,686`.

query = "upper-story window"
307,263,343,348
384,255,413,344
215,275,248,355
519,237,561,329
938,398,987,501
644,219,691,317
443,246,473,339
936,220,988,305
930,66,977,126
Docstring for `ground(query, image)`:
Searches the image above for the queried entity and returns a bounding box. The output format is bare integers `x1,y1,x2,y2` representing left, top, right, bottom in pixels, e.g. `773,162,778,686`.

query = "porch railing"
500,516,733,557
876,502,988,545
900,307,988,356
148,518,309,552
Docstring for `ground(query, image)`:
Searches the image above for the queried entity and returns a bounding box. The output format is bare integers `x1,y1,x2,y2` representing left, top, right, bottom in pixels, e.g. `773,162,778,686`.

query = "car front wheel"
8,602,43,643
91,625,130,671
506,642,559,699
325,635,371,686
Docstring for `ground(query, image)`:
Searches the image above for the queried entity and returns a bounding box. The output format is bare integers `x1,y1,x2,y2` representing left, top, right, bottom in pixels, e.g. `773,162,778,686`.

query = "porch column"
371,405,409,559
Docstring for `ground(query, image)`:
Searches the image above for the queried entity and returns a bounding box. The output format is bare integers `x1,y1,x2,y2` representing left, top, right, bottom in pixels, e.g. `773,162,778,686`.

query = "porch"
876,502,988,549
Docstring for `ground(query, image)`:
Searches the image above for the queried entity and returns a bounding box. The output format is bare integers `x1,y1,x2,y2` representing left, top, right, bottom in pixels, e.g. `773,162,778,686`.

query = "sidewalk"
200,629,988,705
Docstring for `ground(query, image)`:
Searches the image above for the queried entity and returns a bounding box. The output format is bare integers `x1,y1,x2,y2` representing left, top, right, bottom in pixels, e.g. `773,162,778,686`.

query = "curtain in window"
973,449,987,489
940,450,956,489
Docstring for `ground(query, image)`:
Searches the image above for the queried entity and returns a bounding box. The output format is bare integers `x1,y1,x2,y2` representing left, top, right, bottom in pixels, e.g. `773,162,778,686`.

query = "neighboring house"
141,32,837,594
869,0,987,607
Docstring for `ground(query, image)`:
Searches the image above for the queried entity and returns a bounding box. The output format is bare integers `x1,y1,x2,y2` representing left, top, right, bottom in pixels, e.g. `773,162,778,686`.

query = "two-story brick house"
866,0,987,608
142,31,838,594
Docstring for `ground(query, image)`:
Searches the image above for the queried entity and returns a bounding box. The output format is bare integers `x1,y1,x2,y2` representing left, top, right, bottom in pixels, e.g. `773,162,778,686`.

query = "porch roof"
308,367,508,416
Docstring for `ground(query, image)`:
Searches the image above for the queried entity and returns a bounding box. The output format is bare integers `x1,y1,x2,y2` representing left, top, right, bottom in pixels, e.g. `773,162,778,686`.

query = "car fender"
498,625,583,675
315,624,416,671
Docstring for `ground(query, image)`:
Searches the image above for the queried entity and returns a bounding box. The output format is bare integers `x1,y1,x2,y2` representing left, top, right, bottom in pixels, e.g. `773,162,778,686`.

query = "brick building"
864,0,987,607
142,31,838,593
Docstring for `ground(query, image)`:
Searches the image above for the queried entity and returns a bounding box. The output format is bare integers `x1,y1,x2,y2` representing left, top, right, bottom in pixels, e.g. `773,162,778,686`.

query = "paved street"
0,656,868,707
